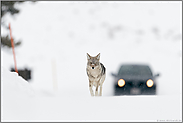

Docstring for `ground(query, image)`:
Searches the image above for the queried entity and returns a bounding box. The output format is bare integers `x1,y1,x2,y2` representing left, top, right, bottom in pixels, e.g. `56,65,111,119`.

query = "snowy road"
2,95,181,121
1,68,182,122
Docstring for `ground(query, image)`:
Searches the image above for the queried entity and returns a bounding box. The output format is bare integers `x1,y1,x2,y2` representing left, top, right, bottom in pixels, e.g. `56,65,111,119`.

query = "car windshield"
118,65,153,76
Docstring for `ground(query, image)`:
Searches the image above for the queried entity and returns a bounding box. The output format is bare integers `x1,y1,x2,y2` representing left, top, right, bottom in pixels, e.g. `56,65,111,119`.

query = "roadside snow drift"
1,67,35,98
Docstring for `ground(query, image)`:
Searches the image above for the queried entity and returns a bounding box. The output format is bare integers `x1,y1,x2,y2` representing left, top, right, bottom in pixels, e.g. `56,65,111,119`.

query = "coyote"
86,53,106,96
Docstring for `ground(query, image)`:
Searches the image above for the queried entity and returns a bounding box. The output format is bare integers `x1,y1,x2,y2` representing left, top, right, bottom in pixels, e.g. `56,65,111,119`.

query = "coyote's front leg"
95,82,100,96
89,81,94,96
99,85,103,96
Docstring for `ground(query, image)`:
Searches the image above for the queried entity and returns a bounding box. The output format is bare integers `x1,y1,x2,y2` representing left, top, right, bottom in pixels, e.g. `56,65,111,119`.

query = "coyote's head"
87,53,100,70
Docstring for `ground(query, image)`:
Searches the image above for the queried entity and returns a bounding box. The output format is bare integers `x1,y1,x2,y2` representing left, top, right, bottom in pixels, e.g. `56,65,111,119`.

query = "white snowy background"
1,1,182,122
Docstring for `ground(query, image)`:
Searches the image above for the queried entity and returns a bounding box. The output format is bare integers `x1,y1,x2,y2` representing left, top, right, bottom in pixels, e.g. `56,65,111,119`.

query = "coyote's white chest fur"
86,53,106,96
87,65,102,87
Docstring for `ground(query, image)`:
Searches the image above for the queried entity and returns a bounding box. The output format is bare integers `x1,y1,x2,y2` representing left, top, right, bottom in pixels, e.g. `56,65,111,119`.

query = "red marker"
9,23,18,73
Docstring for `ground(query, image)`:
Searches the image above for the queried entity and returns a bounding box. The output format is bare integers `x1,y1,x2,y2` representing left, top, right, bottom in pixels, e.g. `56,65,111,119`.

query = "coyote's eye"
90,62,92,64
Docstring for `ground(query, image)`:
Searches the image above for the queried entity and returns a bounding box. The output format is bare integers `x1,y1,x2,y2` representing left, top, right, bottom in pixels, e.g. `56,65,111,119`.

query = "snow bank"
1,67,35,98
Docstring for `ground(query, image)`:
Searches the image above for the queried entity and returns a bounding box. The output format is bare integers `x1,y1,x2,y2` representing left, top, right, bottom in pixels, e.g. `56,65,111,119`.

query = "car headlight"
146,79,154,87
118,79,125,87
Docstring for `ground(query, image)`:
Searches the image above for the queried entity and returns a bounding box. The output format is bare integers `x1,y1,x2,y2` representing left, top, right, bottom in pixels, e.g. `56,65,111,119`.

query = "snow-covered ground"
1,1,182,121
1,67,182,122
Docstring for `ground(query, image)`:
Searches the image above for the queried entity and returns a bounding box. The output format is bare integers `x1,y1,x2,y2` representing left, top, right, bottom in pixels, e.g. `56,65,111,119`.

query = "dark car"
111,64,160,95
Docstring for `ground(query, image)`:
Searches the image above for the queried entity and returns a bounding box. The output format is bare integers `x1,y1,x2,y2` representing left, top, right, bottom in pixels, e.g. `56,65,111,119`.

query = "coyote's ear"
96,53,100,60
87,53,91,60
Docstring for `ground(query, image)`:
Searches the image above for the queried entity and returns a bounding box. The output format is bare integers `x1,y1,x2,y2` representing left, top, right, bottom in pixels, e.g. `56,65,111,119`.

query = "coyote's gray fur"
86,53,106,96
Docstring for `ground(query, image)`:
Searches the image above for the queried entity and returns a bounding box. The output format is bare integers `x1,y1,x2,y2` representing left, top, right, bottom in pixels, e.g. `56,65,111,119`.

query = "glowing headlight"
146,79,154,87
118,79,125,87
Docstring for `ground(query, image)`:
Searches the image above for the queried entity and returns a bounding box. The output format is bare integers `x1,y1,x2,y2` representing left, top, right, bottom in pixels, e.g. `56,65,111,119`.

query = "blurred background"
1,1,182,97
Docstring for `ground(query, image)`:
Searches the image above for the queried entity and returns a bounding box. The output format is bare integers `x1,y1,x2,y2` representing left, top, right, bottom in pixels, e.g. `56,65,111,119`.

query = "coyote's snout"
86,53,106,96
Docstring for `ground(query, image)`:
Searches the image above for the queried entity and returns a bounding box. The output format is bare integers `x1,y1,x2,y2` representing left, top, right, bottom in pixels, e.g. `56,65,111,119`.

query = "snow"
1,68,182,121
1,1,182,122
